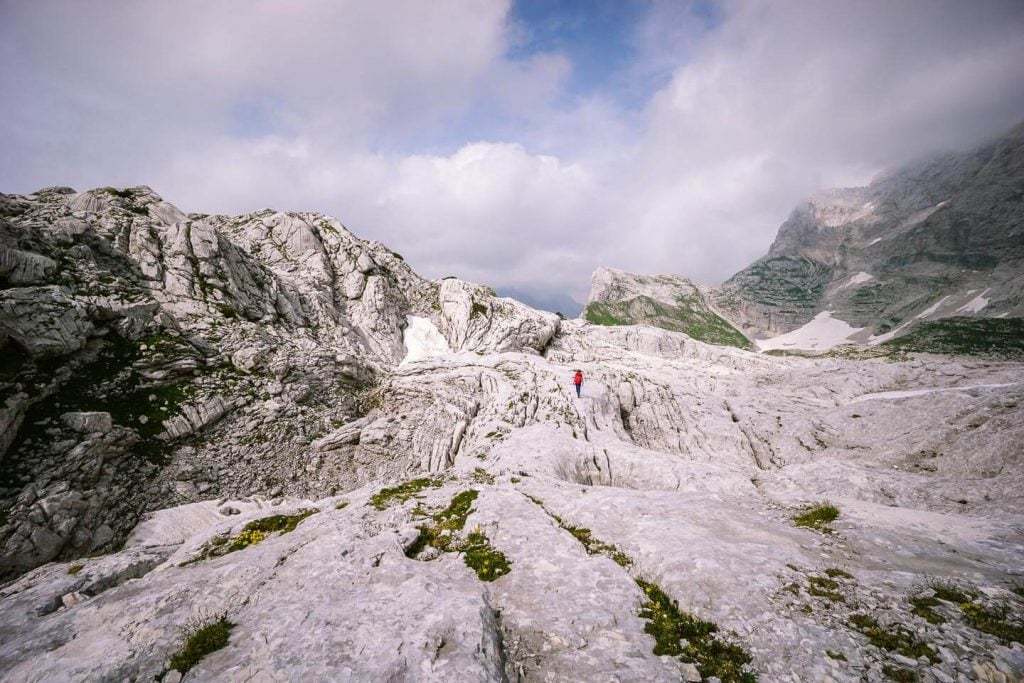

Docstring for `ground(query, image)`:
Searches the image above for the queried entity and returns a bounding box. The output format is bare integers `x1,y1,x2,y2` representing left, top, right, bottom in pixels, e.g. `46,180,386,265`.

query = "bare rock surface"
0,185,1022,681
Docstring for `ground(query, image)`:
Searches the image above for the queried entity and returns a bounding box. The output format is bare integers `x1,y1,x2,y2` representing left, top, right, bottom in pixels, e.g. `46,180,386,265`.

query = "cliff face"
0,186,557,578
716,121,1024,339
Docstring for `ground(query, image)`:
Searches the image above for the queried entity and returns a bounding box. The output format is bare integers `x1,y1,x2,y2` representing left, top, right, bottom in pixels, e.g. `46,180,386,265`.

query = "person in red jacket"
573,370,583,397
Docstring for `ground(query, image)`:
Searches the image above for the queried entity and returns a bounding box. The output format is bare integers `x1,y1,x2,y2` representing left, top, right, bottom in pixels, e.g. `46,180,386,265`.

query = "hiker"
573,369,583,397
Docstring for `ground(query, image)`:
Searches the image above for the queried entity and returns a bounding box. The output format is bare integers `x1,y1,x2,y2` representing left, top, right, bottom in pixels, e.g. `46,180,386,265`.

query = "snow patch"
955,288,990,314
867,237,884,246
836,272,874,290
757,311,865,352
401,315,451,364
914,295,951,320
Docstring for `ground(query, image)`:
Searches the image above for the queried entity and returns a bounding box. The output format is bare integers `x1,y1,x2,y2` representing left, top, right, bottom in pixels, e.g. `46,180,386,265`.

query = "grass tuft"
928,581,974,605
824,567,854,579
792,503,839,532
67,564,84,575
636,579,755,682
166,613,235,676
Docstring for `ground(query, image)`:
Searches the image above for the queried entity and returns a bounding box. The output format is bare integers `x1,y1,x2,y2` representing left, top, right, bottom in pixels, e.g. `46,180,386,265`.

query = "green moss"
848,614,937,661
462,531,512,581
881,665,918,682
825,650,846,661
166,613,235,675
909,596,945,624
792,503,839,532
636,579,755,682
334,501,349,510
406,490,511,582
960,602,1024,644
185,510,317,564
370,478,443,510
67,563,84,575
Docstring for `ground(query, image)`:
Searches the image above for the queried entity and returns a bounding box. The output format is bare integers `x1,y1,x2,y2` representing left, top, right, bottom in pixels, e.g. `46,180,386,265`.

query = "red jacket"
573,372,583,386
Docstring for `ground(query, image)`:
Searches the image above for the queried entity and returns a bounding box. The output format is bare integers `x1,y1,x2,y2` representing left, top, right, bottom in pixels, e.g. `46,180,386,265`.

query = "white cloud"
2,0,1023,305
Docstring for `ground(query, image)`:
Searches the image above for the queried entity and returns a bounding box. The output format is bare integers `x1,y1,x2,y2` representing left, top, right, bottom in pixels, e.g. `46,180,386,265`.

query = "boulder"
61,412,113,434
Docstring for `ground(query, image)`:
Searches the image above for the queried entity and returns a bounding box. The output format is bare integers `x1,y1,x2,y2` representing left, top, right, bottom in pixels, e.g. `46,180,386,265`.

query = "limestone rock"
0,286,93,356
60,411,113,434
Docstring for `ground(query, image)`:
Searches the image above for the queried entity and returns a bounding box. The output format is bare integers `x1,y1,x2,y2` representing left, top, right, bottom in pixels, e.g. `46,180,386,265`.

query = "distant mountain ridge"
582,267,751,349
713,120,1024,342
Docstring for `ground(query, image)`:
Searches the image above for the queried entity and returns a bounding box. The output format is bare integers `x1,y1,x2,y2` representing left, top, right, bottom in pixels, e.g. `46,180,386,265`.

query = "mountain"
582,267,752,349
715,121,1024,347
0,185,558,578
1,185,1023,682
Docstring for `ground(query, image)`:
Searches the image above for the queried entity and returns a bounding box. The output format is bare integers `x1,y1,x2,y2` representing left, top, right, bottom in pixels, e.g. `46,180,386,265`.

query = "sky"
2,0,1024,309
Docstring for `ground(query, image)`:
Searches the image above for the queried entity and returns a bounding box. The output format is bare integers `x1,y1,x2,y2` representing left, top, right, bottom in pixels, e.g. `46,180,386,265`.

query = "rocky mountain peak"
716,120,1024,346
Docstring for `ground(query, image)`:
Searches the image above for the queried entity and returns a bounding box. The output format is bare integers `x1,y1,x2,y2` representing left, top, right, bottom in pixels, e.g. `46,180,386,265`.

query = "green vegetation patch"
562,524,632,567
960,601,1024,644
825,650,846,661
792,503,839,532
527,496,633,568
881,664,918,682
370,477,443,510
166,613,235,676
807,576,846,603
185,509,317,565
470,467,495,485
882,317,1024,359
461,531,512,581
406,490,511,582
583,296,752,349
848,613,937,662
824,567,854,579
471,300,488,319
929,581,974,605
636,579,756,682
67,563,84,575
909,596,945,625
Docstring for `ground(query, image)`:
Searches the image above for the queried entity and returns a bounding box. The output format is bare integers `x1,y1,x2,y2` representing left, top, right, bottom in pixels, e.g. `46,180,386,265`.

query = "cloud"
2,0,1023,304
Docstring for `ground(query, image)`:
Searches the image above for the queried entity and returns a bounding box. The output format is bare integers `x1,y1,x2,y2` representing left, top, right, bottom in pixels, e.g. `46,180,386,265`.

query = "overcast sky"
3,0,1023,305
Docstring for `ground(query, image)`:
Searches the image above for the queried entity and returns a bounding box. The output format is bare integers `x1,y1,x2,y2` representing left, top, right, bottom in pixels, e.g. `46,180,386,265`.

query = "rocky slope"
0,186,557,578
715,121,1024,343
1,186,1023,682
582,267,751,349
